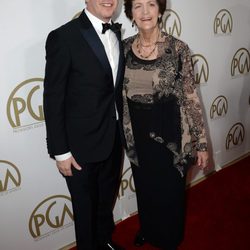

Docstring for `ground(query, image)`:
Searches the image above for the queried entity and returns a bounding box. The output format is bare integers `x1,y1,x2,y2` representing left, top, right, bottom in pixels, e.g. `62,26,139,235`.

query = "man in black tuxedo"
43,0,124,249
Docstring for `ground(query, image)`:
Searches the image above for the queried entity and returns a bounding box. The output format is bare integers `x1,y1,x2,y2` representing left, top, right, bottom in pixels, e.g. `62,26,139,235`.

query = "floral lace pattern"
122,32,208,176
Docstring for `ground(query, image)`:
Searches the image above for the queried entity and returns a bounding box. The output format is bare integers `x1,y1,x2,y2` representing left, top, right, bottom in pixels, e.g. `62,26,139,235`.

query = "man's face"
87,0,118,22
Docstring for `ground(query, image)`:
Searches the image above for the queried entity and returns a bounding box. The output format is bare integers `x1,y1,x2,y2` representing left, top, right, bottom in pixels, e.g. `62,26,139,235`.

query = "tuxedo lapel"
115,32,124,90
78,11,112,79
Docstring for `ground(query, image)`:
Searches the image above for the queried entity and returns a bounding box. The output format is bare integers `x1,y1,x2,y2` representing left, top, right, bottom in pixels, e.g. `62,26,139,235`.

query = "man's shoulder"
52,17,79,35
46,16,81,44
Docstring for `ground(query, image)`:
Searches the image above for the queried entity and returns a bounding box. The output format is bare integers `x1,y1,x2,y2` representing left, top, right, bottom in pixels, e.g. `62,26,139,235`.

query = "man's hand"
196,151,209,170
56,156,82,176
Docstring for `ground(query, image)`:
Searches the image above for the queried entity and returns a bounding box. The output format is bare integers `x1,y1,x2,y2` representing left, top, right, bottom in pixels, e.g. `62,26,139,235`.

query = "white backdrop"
1,1,250,249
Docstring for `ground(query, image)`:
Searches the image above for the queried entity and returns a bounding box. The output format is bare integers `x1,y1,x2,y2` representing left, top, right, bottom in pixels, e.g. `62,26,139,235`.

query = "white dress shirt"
85,9,120,85
55,9,120,161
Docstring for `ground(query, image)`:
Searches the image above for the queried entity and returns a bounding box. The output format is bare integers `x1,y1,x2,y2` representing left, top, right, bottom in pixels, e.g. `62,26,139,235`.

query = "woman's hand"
196,151,209,170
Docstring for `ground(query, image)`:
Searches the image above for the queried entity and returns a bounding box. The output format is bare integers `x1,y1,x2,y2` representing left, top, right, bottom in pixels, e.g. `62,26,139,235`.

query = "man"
43,0,124,249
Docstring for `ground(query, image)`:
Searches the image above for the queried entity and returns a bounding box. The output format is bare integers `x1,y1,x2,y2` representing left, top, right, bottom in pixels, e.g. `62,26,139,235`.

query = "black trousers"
65,125,122,250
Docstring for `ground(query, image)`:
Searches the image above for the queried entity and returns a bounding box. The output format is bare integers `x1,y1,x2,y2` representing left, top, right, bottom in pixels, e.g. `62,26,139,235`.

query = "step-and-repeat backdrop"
1,0,250,249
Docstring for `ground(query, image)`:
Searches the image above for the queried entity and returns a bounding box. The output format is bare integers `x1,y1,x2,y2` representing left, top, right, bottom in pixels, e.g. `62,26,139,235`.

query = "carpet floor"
70,155,250,250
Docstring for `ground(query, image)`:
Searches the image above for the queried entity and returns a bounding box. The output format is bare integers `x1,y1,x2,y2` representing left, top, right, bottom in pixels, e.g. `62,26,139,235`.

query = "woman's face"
132,0,160,32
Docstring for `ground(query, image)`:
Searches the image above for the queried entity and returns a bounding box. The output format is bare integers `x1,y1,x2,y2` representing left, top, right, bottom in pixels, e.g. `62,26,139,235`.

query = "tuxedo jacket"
43,10,125,164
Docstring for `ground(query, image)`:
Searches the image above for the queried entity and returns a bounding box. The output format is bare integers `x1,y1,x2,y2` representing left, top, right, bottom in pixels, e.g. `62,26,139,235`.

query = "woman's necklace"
136,30,160,59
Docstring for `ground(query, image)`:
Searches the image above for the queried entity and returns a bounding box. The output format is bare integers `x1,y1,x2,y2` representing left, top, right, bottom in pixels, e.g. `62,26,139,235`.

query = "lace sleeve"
179,43,208,151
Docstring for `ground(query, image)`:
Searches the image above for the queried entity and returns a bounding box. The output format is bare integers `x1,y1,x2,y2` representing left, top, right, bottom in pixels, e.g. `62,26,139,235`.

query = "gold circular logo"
7,78,44,129
72,11,81,20
191,54,209,84
225,122,245,150
29,195,73,239
210,95,228,119
161,9,182,37
0,160,21,194
119,167,135,198
214,9,233,35
231,48,250,77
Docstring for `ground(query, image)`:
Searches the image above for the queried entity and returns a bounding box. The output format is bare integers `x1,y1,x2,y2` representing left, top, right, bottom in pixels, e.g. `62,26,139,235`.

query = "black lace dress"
126,49,187,249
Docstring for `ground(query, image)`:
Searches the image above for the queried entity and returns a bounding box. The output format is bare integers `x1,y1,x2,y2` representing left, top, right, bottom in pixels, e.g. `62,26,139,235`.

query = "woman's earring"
132,20,135,27
158,15,162,23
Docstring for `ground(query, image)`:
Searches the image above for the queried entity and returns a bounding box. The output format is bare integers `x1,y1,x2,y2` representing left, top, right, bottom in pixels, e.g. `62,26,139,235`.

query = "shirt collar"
85,9,111,34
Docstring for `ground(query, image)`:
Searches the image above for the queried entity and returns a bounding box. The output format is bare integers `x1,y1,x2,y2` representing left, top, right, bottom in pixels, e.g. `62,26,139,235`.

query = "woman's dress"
125,49,187,249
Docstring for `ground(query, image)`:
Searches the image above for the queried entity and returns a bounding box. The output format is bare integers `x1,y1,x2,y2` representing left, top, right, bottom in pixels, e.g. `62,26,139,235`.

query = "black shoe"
162,246,178,250
98,241,124,250
134,231,146,247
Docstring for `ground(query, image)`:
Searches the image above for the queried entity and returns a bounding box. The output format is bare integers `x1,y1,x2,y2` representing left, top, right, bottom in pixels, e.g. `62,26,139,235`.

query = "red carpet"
70,155,250,250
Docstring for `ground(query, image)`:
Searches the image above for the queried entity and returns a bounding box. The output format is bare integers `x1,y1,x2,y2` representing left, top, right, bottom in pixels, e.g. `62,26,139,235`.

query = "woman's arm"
179,43,209,169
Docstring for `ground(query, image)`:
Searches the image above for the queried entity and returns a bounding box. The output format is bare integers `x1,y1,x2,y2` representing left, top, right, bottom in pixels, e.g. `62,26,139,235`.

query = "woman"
122,0,209,249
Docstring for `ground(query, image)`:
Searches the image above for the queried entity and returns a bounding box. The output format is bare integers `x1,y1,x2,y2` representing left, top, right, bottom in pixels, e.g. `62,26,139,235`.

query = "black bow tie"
102,22,122,34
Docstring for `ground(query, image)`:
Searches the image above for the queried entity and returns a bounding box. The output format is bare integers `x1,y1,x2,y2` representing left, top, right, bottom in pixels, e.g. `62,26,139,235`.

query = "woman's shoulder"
122,34,137,56
162,32,190,54
122,34,137,47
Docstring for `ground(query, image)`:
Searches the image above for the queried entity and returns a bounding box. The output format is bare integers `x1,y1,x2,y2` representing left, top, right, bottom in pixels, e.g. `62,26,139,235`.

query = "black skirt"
128,98,187,249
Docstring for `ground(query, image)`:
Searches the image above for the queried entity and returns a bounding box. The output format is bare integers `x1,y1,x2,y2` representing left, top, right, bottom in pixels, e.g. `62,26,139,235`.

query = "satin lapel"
114,30,124,89
79,11,112,78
